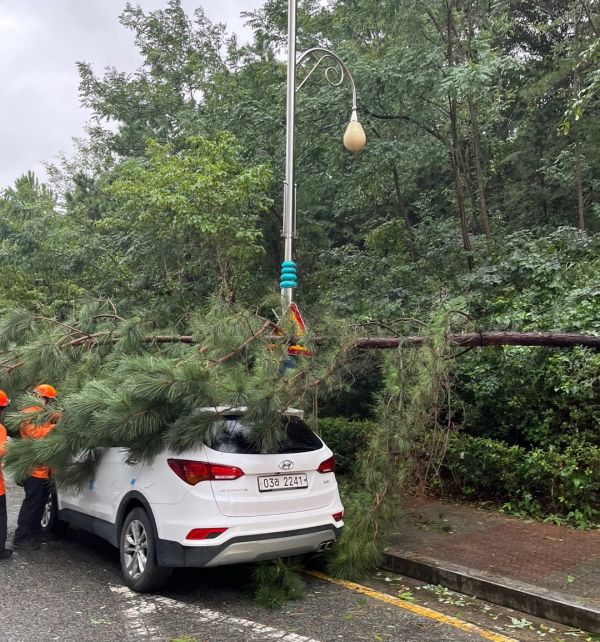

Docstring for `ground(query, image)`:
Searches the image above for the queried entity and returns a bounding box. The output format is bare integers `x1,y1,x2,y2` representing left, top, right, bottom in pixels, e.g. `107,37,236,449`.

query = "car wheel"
41,491,69,535
119,507,173,592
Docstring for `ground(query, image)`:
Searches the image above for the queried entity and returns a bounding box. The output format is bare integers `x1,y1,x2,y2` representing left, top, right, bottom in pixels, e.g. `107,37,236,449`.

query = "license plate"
258,473,308,492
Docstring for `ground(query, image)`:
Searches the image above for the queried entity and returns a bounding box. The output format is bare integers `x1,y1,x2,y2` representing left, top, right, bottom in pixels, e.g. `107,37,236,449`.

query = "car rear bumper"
155,524,343,567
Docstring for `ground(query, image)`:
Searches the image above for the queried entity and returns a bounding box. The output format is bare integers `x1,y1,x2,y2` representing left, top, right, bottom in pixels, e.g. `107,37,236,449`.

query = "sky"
0,1,264,189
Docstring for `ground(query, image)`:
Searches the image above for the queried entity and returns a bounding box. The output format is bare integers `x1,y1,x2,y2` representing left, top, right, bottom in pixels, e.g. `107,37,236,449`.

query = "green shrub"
317,418,373,476
455,347,600,448
443,434,600,528
455,229,600,451
319,419,600,529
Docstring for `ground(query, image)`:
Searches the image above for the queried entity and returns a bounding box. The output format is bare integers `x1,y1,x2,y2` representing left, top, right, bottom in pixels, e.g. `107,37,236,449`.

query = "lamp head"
343,109,366,152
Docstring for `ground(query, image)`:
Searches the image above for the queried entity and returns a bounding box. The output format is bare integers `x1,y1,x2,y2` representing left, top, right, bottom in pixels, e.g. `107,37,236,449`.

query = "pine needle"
252,559,306,609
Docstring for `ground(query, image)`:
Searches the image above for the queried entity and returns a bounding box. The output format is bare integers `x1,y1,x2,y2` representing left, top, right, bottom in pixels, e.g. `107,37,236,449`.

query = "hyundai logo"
278,460,294,471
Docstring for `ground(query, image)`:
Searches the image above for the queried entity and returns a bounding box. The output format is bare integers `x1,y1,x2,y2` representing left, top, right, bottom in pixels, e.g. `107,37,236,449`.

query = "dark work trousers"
0,494,7,550
14,477,50,543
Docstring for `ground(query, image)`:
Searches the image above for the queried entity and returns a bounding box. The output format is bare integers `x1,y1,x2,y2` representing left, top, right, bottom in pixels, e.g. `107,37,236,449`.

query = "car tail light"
209,464,244,480
317,455,336,474
168,459,244,485
186,527,228,540
332,511,344,522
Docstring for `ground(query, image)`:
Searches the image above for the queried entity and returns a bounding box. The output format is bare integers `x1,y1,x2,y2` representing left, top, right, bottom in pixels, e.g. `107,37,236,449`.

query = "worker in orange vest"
0,389,12,560
13,384,60,550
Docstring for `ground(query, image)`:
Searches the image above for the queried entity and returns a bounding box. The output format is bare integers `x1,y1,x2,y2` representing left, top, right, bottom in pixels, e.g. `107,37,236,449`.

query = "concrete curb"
381,550,600,634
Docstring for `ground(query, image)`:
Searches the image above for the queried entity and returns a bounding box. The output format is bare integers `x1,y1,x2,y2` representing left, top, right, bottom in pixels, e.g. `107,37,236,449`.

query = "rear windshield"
207,416,323,455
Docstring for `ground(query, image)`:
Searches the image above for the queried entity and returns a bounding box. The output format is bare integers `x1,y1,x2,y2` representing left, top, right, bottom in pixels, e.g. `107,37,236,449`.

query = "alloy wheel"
123,519,148,579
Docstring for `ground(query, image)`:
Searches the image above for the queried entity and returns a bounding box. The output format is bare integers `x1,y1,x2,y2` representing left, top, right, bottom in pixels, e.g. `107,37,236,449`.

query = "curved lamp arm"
296,47,358,114
281,31,366,312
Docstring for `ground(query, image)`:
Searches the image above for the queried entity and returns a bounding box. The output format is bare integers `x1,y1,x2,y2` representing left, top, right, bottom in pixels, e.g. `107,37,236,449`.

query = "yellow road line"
306,570,517,642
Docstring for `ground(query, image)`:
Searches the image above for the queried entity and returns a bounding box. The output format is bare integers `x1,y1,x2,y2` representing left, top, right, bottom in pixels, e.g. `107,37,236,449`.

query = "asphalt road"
1,481,507,642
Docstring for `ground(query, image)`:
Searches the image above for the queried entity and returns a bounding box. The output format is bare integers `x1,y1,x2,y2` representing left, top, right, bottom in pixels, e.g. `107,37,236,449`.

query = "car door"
56,449,99,515
90,448,142,524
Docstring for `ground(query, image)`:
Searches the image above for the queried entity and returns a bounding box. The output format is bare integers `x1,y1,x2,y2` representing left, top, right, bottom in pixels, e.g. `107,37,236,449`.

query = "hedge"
443,434,600,528
317,417,373,476
317,417,600,528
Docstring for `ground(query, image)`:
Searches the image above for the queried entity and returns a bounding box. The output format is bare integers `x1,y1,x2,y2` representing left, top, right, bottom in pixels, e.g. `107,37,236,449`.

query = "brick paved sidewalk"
385,497,600,607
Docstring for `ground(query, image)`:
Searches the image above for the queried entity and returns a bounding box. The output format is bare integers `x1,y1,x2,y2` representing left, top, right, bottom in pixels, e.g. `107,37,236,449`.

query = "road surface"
1,481,514,642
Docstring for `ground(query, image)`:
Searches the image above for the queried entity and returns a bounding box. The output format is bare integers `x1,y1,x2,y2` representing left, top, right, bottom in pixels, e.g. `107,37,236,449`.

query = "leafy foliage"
443,434,600,528
0,173,86,312
456,228,600,448
317,418,372,475
107,134,273,303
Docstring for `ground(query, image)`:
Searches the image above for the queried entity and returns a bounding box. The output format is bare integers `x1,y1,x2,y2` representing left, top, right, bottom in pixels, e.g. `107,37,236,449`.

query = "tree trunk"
391,165,417,260
350,332,600,350
460,140,481,235
575,128,586,230
573,9,586,230
72,331,600,350
446,3,474,271
468,96,492,246
449,98,474,271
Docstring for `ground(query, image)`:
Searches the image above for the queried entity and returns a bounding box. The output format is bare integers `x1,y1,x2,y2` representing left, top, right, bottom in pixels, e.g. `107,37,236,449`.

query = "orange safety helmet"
0,390,9,407
33,384,58,399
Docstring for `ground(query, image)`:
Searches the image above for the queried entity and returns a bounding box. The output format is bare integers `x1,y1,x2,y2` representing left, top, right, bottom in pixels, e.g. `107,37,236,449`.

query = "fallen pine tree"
2,321,598,379
0,300,342,485
0,300,595,597
0,299,362,606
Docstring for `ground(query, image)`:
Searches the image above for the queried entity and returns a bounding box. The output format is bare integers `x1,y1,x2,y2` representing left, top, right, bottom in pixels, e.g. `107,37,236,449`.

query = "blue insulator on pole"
280,261,297,289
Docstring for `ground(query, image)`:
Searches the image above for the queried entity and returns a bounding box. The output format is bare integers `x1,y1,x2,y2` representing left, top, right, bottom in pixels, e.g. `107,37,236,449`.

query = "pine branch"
213,320,274,365
92,314,125,322
4,361,23,373
33,316,90,337
68,332,195,347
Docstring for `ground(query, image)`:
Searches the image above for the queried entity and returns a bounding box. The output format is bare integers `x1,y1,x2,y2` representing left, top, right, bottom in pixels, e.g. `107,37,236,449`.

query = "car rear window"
207,416,323,454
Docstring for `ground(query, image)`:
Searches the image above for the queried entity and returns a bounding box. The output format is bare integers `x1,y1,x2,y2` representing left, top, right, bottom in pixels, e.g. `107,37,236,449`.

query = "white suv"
43,408,344,592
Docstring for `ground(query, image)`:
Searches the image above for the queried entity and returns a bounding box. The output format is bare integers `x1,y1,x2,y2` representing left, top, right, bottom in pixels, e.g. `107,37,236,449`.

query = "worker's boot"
12,538,40,550
0,548,13,559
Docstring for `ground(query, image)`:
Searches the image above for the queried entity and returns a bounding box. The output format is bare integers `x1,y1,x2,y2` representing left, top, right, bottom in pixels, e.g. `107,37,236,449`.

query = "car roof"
198,406,304,419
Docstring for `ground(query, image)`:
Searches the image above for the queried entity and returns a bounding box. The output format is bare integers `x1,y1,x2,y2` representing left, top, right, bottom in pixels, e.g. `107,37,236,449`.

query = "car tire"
119,507,173,592
41,490,69,535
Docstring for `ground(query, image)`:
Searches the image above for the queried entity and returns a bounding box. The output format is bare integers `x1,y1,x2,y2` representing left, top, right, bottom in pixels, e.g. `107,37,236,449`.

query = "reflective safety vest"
0,424,6,496
20,406,59,480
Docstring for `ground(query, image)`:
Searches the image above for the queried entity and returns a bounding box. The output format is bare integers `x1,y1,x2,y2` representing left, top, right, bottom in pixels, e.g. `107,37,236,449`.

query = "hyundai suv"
43,408,344,592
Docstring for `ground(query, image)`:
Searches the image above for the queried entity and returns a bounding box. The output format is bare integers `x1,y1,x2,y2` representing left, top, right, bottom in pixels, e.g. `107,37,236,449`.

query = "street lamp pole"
280,0,366,314
281,0,298,312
